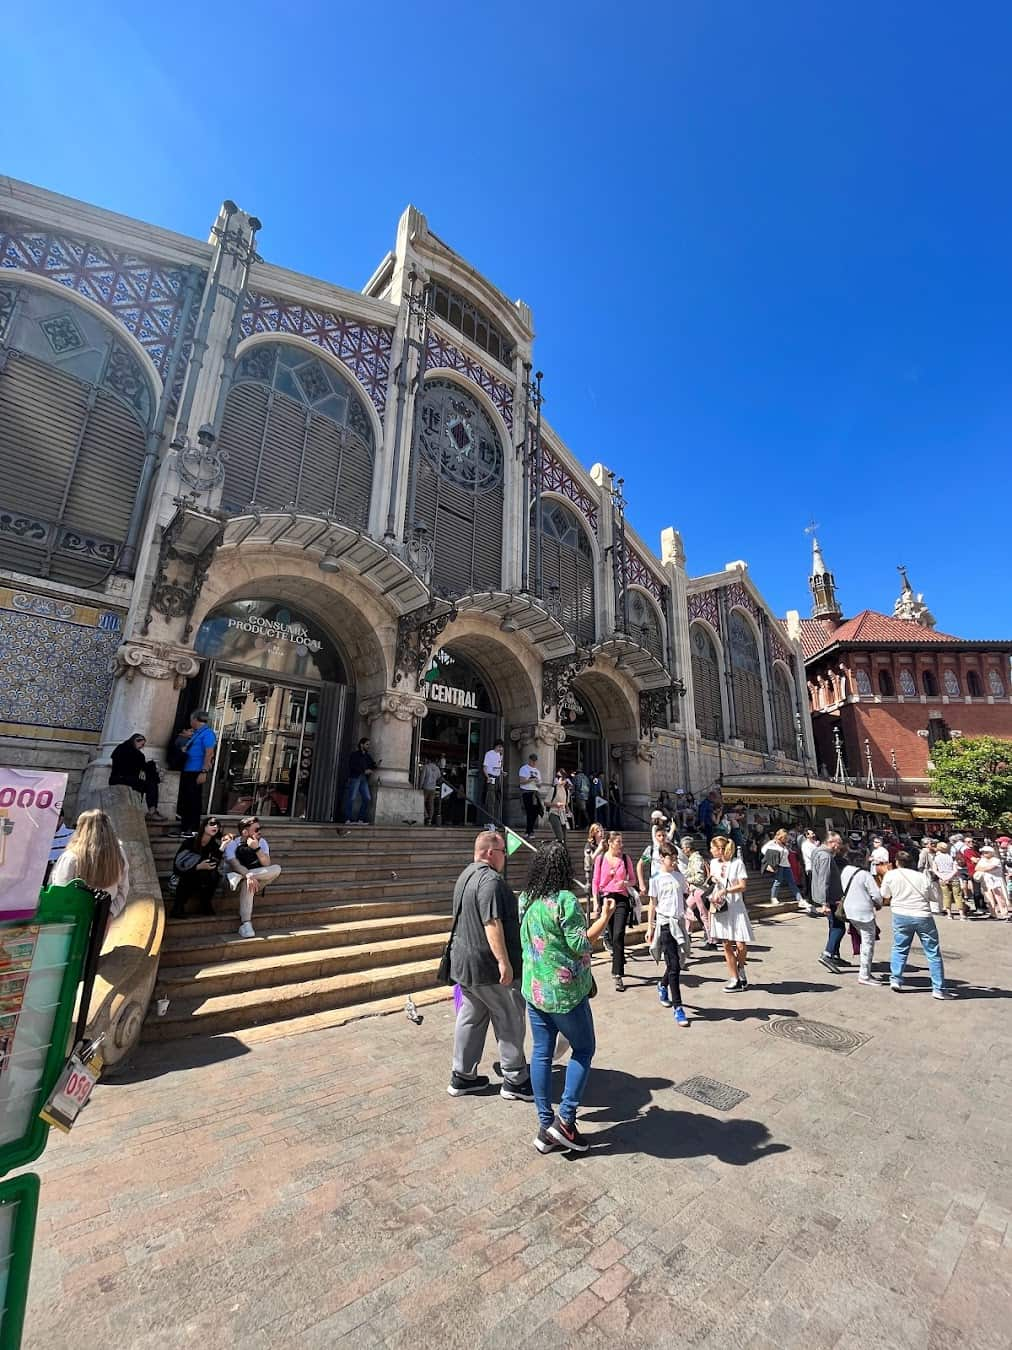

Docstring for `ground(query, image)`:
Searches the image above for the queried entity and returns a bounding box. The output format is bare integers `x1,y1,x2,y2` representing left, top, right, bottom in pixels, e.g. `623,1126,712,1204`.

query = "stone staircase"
144,823,791,1041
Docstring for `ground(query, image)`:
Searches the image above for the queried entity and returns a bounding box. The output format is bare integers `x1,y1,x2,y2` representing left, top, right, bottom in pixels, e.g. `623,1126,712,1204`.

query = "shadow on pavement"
106,1034,251,1083
688,1003,801,1023
568,1066,675,1122
757,980,839,997
590,1103,790,1165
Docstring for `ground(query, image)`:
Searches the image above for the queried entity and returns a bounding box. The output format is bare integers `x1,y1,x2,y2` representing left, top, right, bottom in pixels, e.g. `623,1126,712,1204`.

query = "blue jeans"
528,998,596,1129
771,865,800,901
343,774,371,822
891,913,945,990
825,904,846,958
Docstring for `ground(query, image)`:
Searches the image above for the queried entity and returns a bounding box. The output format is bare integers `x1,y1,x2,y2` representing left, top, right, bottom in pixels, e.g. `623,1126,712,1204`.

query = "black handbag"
437,881,468,985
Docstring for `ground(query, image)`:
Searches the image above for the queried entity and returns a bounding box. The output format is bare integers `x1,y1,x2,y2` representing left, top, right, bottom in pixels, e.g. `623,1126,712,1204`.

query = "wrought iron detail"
426,329,514,432
760,1019,869,1056
0,510,48,543
688,589,721,633
104,342,153,422
674,1076,750,1111
639,687,670,739
626,548,664,603
39,312,85,354
541,447,598,532
393,599,458,689
0,285,15,338
541,651,594,718
143,501,226,640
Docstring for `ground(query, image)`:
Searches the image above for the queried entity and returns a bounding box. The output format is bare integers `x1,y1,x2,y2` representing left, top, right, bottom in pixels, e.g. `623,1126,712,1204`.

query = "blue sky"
6,2,1011,636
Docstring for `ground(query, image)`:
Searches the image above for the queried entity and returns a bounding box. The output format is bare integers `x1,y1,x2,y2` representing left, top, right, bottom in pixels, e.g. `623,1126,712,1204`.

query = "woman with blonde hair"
49,809,129,918
708,834,754,991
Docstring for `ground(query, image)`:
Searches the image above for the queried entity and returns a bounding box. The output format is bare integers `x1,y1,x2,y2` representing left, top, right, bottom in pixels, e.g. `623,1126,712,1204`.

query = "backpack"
166,732,188,771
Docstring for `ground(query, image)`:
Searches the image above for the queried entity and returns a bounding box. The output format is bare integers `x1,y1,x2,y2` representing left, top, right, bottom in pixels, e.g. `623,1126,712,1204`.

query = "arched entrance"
555,688,605,778
416,645,503,825
194,598,352,820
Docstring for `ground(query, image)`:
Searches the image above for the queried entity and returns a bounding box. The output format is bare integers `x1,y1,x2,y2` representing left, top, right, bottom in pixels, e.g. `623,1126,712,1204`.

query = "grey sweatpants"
452,982,527,1085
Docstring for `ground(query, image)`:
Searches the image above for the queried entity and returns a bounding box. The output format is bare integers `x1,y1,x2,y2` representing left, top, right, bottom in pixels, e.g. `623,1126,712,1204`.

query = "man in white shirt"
518,754,542,839
223,816,282,939
799,829,817,913
482,739,505,820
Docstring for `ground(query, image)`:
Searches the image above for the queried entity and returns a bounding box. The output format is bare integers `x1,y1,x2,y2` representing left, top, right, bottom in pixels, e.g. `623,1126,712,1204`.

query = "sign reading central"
429,683,477,710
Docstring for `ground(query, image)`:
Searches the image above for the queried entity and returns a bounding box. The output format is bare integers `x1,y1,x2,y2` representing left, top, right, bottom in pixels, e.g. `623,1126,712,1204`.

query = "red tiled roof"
796,610,962,660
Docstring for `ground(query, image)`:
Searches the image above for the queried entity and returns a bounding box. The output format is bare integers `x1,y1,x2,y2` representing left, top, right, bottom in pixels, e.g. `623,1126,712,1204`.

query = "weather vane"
804,520,819,537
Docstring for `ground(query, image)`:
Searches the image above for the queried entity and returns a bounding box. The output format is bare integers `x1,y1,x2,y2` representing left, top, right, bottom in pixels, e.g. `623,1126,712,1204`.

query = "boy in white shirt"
646,844,691,1027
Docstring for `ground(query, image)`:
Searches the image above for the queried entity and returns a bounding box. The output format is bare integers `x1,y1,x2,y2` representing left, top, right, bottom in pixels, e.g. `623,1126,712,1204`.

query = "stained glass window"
898,669,916,697
691,624,723,740
729,611,766,752
431,282,514,369
540,500,595,644
989,668,1006,696
855,667,873,696
220,342,374,527
943,669,960,697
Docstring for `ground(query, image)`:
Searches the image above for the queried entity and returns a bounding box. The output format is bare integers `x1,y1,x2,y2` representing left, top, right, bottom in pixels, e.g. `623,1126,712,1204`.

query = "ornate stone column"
80,639,201,810
358,689,428,824
611,738,655,827
510,720,566,824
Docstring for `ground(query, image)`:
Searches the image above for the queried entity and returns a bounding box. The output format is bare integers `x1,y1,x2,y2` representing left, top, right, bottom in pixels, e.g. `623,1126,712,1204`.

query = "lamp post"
608,471,628,634
833,726,845,783
714,714,724,786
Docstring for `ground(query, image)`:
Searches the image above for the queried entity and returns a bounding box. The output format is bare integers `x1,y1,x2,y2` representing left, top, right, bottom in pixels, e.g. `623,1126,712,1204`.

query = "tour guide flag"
505,829,526,857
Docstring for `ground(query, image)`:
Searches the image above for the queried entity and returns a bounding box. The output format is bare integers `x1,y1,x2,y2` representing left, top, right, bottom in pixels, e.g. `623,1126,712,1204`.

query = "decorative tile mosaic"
0,590,123,735
0,213,201,399
725,580,761,622
541,448,598,532
626,548,664,603
426,329,514,432
767,619,793,669
688,589,720,633
241,290,393,420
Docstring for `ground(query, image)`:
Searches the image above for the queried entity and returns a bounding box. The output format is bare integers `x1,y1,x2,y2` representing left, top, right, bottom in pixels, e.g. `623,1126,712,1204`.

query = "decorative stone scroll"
611,739,656,766
510,721,567,751
110,641,200,690
358,690,428,726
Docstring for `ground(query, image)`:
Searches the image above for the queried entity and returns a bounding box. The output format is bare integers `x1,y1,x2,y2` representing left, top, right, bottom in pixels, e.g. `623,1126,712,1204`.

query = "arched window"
878,669,895,696
943,669,960,697
967,670,983,697
540,499,595,644
691,624,723,740
219,343,374,527
989,668,1006,696
922,670,939,697
0,281,155,583
728,610,766,751
772,665,796,757
899,668,916,697
855,667,873,696
628,588,664,663
414,378,504,596
431,282,514,369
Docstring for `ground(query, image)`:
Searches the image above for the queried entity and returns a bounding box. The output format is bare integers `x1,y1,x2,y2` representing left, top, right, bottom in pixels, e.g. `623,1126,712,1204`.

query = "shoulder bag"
437,873,474,985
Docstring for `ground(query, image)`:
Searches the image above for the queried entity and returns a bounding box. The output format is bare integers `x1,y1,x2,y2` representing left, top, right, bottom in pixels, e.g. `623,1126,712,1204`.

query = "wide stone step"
163,895,453,939
159,912,452,967
144,956,445,1040
156,931,449,1001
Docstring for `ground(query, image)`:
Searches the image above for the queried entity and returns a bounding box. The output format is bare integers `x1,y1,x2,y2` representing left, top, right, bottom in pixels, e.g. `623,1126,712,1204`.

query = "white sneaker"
932,988,957,1000
238,921,256,939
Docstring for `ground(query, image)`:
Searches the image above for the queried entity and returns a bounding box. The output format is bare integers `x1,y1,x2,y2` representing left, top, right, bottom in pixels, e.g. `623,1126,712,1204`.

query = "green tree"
927,736,1012,828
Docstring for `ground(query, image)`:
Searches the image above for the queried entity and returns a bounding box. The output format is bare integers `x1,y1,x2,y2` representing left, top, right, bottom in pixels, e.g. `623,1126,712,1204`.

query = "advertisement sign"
0,1172,39,1350
0,770,67,922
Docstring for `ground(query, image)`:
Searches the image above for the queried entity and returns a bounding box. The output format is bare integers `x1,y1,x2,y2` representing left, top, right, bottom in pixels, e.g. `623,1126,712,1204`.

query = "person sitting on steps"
223,816,282,939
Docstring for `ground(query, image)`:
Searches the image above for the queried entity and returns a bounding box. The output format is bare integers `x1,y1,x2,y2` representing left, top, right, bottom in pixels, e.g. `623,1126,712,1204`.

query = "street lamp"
714,714,723,785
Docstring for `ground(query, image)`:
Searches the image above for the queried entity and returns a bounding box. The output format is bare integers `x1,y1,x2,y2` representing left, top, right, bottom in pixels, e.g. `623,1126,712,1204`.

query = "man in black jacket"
811,831,848,973
109,734,163,820
447,831,532,1102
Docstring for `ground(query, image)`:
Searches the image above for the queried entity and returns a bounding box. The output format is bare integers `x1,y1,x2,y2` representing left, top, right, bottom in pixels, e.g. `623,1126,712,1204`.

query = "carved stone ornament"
510,721,567,750
393,600,458,689
111,641,200,689
611,739,656,765
541,651,594,718
358,691,429,725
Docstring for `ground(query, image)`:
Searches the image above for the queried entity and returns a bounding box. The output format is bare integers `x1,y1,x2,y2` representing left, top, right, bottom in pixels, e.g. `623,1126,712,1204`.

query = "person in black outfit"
343,737,378,823
170,816,224,918
109,734,164,820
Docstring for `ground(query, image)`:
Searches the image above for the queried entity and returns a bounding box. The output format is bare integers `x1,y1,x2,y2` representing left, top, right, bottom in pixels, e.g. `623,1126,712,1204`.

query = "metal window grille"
691,624,723,739
729,611,766,752
431,282,514,370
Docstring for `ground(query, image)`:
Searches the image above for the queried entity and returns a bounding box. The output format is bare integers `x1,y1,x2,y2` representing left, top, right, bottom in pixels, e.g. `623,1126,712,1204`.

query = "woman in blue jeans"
520,843,614,1154
880,851,957,1000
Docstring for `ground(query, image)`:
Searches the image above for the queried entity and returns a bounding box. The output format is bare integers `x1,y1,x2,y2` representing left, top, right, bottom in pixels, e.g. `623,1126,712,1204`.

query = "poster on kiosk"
0,768,96,1348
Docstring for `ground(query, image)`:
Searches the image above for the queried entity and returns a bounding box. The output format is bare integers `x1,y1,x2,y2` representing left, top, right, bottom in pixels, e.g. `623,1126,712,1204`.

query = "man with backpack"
175,710,217,834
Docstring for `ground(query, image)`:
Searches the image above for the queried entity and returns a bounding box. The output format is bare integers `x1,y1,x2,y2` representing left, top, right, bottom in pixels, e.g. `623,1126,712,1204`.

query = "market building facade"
0,178,815,826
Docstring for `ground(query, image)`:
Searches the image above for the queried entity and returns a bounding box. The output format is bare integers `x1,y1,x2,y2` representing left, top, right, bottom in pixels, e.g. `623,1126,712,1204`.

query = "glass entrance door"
206,672,319,819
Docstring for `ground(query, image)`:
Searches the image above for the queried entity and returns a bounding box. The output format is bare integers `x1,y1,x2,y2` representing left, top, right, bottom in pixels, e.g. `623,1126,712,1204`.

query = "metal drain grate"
674,1076,750,1111
761,1018,869,1055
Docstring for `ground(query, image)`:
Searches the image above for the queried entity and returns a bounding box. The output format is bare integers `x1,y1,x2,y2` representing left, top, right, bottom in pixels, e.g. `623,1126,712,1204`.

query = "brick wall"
813,700,1012,783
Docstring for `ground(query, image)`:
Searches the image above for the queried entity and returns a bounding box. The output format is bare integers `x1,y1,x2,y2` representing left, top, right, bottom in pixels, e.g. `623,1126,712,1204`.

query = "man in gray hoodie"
811,832,848,973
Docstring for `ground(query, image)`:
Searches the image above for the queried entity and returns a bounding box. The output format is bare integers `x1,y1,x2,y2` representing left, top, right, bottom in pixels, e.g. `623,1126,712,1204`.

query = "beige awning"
911,806,956,820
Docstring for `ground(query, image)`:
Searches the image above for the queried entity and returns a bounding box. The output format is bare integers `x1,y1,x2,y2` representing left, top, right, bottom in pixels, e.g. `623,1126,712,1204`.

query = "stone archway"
571,665,653,828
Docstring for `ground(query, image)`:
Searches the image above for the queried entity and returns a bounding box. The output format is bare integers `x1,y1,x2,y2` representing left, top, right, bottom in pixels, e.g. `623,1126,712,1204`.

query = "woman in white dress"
708,835,754,991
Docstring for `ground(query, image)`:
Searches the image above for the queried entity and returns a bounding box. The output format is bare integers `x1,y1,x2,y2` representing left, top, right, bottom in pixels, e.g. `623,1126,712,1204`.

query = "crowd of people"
443,813,1012,1156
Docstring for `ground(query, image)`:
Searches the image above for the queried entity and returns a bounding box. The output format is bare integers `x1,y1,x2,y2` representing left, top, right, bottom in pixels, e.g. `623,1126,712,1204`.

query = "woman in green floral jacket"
520,843,613,1155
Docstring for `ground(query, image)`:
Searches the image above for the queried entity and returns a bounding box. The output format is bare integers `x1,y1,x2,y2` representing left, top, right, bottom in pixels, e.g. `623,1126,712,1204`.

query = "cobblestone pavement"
21,910,1012,1349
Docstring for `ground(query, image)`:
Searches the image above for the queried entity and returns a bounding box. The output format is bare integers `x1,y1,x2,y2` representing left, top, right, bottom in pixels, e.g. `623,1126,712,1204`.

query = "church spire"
807,529,842,623
893,565,936,628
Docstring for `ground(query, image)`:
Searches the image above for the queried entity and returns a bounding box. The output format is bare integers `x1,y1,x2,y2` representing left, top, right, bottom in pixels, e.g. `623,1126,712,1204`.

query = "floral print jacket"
519,888,594,1014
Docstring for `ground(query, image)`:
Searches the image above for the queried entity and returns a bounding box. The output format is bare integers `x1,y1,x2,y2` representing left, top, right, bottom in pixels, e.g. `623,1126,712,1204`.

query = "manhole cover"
674,1076,750,1111
761,1018,868,1055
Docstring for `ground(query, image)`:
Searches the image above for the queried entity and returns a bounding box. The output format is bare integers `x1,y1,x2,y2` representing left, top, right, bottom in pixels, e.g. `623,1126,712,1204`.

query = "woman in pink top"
592,831,638,992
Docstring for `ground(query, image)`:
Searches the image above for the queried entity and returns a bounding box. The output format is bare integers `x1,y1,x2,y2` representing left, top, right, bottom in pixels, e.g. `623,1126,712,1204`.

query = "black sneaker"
500,1077,534,1102
834,957,853,967
546,1114,590,1153
447,1072,490,1096
818,953,841,974
533,1127,560,1154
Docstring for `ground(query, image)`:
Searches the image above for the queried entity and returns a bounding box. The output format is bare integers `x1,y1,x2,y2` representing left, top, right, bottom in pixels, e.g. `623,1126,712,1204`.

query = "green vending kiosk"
0,883,96,1348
